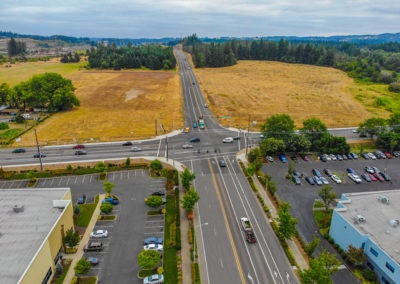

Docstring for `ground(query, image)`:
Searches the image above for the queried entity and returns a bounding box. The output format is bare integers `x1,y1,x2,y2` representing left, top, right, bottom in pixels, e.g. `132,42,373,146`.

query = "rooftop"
336,190,400,264
0,188,71,284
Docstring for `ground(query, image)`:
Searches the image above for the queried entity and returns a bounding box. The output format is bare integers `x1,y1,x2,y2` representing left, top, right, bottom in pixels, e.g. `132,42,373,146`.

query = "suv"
84,241,103,252
77,195,86,204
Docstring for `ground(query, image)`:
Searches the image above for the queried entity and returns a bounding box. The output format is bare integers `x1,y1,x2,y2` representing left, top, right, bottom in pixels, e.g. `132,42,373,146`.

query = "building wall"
19,194,74,284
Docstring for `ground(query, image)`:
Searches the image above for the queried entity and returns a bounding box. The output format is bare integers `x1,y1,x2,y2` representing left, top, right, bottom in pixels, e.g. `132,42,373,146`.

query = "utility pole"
160,124,168,161
246,115,251,156
34,129,43,172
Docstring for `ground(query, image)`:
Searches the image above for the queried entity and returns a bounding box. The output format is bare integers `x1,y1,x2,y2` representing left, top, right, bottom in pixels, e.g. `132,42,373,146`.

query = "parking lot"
0,169,167,283
262,154,400,242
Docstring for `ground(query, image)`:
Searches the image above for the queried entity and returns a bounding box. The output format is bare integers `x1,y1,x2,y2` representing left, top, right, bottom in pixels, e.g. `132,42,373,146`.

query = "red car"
385,152,393,159
368,173,378,181
373,172,384,182
72,144,85,149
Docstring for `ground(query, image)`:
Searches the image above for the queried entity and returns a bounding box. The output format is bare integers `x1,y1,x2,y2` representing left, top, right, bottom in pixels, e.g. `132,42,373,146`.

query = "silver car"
182,143,193,149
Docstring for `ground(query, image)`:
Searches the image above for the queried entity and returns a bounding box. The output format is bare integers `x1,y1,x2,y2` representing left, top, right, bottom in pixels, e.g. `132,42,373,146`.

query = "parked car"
290,155,298,161
143,274,164,284
182,143,193,149
90,229,108,238
331,174,342,184
143,244,163,252
306,176,315,185
372,166,380,173
222,137,234,143
279,154,287,163
373,172,385,182
367,152,377,160
12,148,26,153
364,166,375,174
361,152,370,160
33,153,46,158
292,175,301,185
313,176,323,185
144,237,163,245
348,173,362,184
320,177,329,185
131,147,142,152
266,156,274,162
349,152,358,159
75,150,87,155
102,197,119,205
77,195,86,204
87,257,99,266
189,137,201,143
379,172,391,181
341,154,348,160
84,241,103,252
346,168,356,174
151,190,165,196
361,174,372,182
336,154,343,161
122,141,133,146
293,170,303,178
375,150,386,159
72,144,85,149
319,154,328,162
219,160,226,167
393,151,400,157
324,168,333,177
330,154,337,161
300,154,309,161
312,168,322,177
385,152,393,159
368,173,378,181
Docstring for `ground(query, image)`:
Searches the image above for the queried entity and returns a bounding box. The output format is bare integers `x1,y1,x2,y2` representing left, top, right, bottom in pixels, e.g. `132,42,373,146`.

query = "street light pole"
160,124,168,161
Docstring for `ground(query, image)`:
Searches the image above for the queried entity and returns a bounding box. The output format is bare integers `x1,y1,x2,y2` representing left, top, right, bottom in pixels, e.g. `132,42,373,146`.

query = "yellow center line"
208,159,246,284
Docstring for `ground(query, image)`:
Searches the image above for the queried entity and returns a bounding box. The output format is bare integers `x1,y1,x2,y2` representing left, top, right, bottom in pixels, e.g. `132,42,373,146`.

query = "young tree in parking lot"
181,168,196,190
138,250,161,269
145,196,164,208
103,180,115,197
277,202,297,240
74,258,91,275
64,230,80,247
318,185,336,212
100,202,113,214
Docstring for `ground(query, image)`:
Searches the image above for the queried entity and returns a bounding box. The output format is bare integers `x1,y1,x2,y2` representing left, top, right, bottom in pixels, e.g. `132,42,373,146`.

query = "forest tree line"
182,34,400,92
87,43,176,70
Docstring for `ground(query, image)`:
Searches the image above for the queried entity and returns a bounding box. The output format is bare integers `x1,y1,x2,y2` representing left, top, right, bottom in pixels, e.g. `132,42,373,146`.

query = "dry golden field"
12,69,183,146
194,60,390,129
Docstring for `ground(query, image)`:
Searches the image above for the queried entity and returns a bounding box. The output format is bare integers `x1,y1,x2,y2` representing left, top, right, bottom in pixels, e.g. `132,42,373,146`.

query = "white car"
182,143,193,149
143,244,163,252
143,274,164,284
90,229,108,238
131,147,142,152
329,154,337,161
331,174,342,184
320,176,329,185
367,152,377,160
222,137,234,143
348,173,362,184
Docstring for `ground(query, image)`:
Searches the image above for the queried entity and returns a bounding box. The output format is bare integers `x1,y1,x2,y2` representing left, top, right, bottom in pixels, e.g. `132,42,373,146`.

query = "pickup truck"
240,217,257,243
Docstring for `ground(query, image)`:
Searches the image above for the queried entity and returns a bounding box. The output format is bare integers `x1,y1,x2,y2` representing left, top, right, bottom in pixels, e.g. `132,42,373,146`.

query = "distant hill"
1,31,400,46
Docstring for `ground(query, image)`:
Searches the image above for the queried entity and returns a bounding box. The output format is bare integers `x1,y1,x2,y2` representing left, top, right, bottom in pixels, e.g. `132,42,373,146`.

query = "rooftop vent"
389,219,399,228
356,215,366,223
378,195,389,204
13,205,24,213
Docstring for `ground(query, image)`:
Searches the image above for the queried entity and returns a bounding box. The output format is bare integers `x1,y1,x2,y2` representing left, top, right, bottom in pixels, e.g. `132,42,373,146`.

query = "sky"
1,0,399,39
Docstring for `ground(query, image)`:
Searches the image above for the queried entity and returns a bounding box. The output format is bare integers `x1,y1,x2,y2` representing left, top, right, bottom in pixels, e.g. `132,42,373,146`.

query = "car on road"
143,274,164,284
131,146,142,152
379,172,391,181
292,175,301,185
87,257,99,266
84,241,103,252
143,244,163,252
279,154,287,163
331,174,342,184
348,173,362,184
312,168,322,177
75,150,87,155
219,160,226,167
33,153,46,158
144,237,163,245
313,176,322,185
122,141,133,146
193,123,197,128
77,195,86,204
72,144,85,149
324,168,333,177
12,148,26,153
222,137,234,143
182,143,193,149
90,229,108,238
102,197,119,205
183,127,190,133
305,176,315,185
189,137,200,143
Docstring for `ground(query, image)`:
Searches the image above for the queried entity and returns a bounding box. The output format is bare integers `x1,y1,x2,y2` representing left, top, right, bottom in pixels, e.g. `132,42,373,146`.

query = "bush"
0,122,9,130
100,202,113,214
362,268,376,281
389,81,400,93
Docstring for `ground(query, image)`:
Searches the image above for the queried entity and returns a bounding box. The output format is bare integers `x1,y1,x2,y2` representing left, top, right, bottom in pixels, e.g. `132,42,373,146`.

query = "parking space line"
81,175,86,183
58,177,63,185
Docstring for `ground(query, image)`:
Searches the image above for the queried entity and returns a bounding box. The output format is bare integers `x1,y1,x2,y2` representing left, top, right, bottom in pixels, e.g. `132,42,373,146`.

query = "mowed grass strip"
194,60,391,128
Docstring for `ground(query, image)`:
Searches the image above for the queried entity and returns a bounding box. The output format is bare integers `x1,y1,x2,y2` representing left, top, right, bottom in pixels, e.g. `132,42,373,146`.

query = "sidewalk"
62,194,105,284
236,151,309,271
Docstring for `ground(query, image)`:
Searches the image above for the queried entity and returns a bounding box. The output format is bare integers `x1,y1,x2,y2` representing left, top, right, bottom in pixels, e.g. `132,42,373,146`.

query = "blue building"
329,190,400,284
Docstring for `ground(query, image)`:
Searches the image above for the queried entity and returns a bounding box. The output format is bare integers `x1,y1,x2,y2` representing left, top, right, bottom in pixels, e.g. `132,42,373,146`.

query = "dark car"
219,160,226,167
233,136,241,140
122,141,133,146
189,137,200,143
102,197,119,205
306,176,315,185
151,190,165,196
290,155,298,161
379,172,391,181
293,170,303,178
33,153,46,158
12,148,26,153
347,168,356,174
300,154,309,161
75,150,87,155
193,123,197,128
324,168,333,177
312,168,322,177
319,154,328,162
77,195,87,204
361,173,372,182
72,144,85,149
84,241,103,252
361,152,370,160
279,154,287,163
292,175,301,185
144,237,163,245
349,152,359,159
336,154,343,161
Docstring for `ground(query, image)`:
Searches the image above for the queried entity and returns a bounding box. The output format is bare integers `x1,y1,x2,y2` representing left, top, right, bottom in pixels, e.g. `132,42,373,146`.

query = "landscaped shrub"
362,268,377,281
